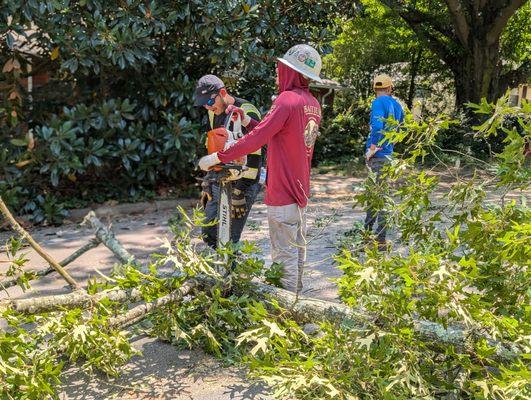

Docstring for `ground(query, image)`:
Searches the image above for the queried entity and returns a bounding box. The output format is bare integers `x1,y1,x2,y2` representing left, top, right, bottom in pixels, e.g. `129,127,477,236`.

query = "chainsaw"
205,110,247,248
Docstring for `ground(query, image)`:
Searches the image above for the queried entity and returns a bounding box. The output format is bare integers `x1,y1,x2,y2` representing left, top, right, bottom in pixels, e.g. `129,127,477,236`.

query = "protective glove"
365,145,381,161
225,105,251,127
200,182,212,209
231,188,247,219
199,152,220,171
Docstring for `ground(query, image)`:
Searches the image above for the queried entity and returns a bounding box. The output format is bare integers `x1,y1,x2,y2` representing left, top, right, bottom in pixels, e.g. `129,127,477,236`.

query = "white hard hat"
277,44,322,83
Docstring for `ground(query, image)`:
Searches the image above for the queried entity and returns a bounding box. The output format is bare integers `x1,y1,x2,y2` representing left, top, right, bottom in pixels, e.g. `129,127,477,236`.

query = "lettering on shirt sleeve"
303,105,322,118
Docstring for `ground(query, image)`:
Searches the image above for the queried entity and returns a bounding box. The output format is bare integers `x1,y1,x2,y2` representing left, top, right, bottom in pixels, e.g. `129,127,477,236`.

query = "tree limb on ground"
108,280,196,329
6,213,516,364
246,282,520,364
0,196,80,289
86,212,521,363
82,211,142,270
0,287,144,314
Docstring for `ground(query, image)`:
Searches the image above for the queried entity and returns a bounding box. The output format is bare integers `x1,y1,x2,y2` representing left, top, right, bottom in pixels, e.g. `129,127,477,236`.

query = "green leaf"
6,32,14,49
10,138,28,146
250,336,268,356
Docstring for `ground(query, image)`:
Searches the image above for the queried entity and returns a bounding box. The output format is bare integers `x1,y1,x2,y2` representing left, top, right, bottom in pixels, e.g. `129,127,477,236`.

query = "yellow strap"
205,110,215,150
240,103,261,119
208,110,215,130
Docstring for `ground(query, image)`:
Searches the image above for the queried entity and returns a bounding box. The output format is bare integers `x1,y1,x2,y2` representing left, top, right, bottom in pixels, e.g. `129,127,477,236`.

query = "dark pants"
202,182,261,248
364,157,389,243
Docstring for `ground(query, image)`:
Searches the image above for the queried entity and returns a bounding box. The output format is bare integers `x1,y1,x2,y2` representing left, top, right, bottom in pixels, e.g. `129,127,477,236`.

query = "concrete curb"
66,198,197,223
64,181,352,224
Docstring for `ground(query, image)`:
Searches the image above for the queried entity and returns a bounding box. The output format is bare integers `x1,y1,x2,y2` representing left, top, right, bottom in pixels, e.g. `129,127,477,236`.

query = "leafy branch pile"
202,98,529,399
0,206,272,399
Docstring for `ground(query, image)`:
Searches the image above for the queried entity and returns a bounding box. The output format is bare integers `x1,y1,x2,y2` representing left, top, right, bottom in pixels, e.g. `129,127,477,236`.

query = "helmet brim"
277,57,323,83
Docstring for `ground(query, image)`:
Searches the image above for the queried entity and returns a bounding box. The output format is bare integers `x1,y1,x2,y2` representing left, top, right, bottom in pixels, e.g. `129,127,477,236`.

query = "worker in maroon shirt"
199,44,322,294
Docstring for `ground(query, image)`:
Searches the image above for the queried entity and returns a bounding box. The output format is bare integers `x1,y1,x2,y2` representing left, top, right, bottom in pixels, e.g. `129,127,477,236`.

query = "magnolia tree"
0,0,352,222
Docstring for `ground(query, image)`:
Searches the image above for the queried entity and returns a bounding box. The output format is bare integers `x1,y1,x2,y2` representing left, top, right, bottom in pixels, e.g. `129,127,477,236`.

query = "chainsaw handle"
224,110,239,130
217,163,248,171
224,110,242,141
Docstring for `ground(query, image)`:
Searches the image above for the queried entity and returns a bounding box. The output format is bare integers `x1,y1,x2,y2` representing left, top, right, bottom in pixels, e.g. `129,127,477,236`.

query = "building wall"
509,84,531,107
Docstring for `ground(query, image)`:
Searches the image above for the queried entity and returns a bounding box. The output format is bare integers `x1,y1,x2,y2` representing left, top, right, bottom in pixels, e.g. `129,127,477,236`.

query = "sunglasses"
205,93,219,107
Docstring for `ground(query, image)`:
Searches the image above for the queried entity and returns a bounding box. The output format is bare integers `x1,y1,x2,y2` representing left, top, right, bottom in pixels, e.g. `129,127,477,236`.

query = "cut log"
0,239,100,290
108,280,196,329
0,197,79,289
0,287,144,314
247,281,520,363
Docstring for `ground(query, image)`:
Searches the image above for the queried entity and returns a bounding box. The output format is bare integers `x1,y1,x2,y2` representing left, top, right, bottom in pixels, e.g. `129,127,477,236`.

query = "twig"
306,207,341,245
0,197,79,289
430,144,491,168
82,211,140,268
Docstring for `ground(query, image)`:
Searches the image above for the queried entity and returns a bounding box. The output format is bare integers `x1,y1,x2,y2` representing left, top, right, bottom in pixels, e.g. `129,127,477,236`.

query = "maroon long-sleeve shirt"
218,62,321,208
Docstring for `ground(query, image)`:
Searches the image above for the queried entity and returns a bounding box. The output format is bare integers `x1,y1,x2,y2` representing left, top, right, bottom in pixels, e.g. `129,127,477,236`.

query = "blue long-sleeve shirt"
366,95,404,157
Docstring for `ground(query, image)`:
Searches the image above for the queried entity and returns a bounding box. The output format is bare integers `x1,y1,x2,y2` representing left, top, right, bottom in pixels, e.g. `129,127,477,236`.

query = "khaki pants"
267,204,307,294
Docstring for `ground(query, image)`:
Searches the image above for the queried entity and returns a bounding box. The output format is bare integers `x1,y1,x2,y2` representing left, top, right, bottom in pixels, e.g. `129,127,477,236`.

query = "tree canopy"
379,0,530,106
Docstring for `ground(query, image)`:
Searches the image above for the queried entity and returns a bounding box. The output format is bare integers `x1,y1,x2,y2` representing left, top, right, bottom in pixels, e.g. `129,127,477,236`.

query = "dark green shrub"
2,99,200,223
1,0,352,224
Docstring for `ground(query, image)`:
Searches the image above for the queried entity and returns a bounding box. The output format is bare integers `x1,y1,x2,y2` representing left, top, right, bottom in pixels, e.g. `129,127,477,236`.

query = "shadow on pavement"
60,335,271,400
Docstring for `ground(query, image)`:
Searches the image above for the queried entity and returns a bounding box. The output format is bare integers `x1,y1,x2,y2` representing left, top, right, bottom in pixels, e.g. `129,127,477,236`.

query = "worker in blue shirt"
364,74,404,250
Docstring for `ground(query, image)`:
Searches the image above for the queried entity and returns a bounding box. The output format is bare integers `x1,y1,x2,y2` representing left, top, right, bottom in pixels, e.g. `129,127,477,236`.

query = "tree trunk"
452,37,501,107
407,48,423,109
382,0,528,108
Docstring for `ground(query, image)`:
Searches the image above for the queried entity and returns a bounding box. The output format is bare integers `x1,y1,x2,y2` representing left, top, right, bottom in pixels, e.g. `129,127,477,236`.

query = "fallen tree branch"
82,216,520,363
0,287,144,314
0,239,100,290
247,281,520,363
0,196,80,289
108,280,196,329
67,215,522,363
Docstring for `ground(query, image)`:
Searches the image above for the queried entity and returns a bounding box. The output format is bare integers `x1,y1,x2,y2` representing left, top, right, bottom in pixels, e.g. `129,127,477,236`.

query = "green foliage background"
1,0,353,223
1,0,529,223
